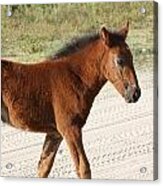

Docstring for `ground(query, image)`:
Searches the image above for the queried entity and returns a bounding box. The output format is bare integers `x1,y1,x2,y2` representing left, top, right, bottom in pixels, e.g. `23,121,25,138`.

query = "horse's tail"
1,97,10,124
1,58,13,124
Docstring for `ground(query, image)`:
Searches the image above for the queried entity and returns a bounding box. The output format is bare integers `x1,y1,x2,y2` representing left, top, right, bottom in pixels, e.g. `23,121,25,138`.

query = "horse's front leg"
60,125,91,179
37,132,62,178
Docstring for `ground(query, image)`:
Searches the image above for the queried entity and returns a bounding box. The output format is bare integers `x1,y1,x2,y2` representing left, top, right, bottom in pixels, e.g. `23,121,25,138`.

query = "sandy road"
1,69,156,180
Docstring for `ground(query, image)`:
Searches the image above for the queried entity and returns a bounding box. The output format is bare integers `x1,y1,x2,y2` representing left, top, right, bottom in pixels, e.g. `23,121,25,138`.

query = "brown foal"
1,22,141,178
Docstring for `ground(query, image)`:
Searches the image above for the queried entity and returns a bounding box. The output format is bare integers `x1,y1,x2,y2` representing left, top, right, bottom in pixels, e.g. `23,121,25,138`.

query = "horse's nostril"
124,86,141,103
134,90,138,97
133,88,141,101
124,82,129,91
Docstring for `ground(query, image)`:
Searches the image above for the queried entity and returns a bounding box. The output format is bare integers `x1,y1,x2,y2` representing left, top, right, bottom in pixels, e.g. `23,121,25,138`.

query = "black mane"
51,32,99,59
51,29,124,59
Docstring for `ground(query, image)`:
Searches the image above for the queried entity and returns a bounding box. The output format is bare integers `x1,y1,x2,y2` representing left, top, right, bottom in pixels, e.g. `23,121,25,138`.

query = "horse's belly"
5,95,56,132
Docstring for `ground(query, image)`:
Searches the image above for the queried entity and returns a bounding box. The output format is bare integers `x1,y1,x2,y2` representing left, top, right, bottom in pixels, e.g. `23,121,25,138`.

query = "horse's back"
1,58,12,66
1,58,13,74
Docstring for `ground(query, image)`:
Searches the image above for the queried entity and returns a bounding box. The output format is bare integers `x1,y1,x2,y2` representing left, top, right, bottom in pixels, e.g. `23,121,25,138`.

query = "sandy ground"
0,69,156,180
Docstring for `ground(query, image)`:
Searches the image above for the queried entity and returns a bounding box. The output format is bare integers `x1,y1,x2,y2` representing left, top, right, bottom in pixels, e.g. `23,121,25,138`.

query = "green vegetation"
1,2,155,69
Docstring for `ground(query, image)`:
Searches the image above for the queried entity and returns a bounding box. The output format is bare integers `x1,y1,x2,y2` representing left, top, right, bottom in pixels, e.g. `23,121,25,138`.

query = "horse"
1,22,141,179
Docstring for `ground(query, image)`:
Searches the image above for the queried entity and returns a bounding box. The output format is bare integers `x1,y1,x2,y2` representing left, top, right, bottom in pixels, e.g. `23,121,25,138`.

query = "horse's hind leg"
60,126,91,179
37,132,62,178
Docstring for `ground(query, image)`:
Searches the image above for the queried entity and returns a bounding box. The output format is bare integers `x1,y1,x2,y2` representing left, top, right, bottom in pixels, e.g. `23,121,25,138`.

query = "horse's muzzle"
124,85,141,103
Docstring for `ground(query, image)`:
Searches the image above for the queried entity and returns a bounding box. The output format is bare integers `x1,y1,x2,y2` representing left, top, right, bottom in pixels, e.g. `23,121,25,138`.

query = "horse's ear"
100,26,109,44
119,21,129,40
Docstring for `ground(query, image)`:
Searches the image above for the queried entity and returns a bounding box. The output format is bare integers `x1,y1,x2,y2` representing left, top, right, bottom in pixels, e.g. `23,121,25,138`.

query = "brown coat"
1,23,140,178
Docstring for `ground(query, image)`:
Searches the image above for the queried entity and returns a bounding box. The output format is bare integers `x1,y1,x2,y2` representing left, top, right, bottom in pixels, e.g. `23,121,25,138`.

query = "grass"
1,2,155,69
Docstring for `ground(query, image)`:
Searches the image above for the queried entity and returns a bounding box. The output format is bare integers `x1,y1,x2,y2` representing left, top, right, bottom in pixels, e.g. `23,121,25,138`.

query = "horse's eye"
116,57,125,65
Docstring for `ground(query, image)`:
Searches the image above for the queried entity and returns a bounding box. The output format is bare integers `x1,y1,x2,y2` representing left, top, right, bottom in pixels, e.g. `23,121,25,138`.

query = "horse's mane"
51,32,99,59
51,29,124,59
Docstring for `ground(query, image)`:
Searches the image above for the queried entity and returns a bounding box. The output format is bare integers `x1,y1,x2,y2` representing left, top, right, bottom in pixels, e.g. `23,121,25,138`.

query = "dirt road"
1,69,156,180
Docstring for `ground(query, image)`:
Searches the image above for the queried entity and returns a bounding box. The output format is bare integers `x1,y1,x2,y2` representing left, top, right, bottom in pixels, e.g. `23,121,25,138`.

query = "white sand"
1,69,156,180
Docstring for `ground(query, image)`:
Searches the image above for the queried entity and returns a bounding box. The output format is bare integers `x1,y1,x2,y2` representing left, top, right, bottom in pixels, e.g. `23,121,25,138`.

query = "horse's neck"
70,40,107,93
